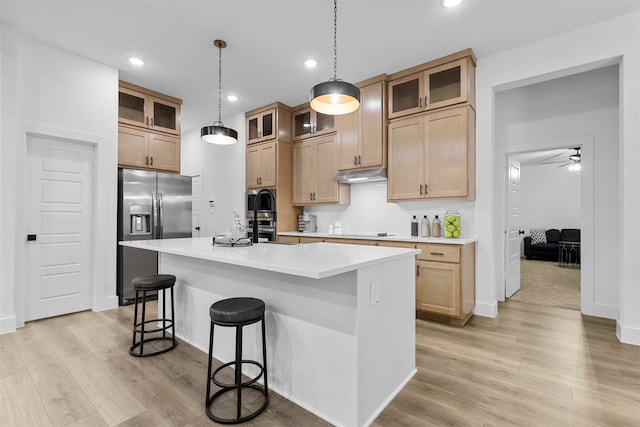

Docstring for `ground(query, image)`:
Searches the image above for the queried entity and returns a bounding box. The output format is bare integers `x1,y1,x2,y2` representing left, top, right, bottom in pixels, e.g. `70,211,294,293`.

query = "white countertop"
278,231,477,245
120,237,419,279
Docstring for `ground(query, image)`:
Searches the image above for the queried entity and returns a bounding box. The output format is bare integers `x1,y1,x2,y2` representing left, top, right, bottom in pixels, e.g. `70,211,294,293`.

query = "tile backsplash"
303,181,476,237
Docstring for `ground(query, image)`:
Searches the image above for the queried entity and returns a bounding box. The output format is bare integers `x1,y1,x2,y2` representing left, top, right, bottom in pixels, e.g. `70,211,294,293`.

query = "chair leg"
262,316,268,395
206,320,214,407
170,286,176,346
131,290,139,348
140,290,147,356
162,288,167,339
235,324,243,421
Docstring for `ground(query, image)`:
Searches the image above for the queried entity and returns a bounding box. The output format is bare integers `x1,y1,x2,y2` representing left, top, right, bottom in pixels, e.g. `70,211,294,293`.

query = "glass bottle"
421,215,430,237
443,210,461,238
230,210,245,240
432,215,442,238
411,215,419,237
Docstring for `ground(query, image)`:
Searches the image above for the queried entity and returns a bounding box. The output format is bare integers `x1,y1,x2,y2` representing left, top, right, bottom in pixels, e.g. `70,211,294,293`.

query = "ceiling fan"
540,147,581,168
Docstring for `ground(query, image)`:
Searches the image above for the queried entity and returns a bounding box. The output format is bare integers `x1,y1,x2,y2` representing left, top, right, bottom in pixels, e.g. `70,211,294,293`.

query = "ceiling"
2,1,639,133
511,148,579,167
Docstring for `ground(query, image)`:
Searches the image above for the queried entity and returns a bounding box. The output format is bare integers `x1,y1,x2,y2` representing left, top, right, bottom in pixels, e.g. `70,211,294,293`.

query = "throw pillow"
530,228,547,245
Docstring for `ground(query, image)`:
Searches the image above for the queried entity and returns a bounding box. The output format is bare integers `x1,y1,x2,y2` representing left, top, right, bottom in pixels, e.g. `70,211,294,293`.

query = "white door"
505,159,522,298
26,135,94,321
191,173,202,237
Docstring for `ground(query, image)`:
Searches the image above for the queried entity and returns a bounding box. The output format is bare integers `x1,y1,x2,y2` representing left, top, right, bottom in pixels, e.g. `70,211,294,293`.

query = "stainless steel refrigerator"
117,168,192,305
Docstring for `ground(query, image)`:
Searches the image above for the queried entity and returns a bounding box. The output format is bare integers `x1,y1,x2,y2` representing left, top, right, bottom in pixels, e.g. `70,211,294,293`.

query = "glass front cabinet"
388,55,475,120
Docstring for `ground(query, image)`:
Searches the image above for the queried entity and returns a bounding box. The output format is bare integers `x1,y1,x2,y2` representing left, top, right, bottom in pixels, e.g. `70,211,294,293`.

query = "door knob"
27,234,37,241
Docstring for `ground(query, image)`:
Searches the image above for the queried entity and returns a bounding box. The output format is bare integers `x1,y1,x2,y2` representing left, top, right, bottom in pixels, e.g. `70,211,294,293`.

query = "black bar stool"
129,274,177,357
206,297,268,424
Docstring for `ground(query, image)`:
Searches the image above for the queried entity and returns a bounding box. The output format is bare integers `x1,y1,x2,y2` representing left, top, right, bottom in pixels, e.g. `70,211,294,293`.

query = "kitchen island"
119,237,419,427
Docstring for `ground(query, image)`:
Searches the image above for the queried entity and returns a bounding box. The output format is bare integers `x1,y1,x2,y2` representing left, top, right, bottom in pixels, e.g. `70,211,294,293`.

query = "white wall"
0,28,119,332
476,11,639,344
180,113,247,236
305,183,476,238
518,163,581,234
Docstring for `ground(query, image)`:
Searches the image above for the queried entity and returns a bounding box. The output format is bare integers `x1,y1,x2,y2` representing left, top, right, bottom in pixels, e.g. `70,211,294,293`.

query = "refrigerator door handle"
152,191,158,239
158,192,164,238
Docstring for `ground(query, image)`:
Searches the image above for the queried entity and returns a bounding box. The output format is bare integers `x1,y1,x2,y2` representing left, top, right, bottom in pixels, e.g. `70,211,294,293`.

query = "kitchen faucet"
252,189,276,243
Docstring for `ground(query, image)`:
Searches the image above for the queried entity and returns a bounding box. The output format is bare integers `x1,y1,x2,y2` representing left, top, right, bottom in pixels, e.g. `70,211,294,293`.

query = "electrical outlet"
370,282,381,305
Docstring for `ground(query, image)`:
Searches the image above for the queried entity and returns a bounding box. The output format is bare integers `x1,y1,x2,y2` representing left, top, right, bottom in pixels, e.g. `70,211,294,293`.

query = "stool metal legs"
129,286,177,357
205,316,269,424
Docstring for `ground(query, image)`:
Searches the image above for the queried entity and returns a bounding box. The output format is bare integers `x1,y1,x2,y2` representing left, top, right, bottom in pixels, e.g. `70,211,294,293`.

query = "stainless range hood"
333,167,387,183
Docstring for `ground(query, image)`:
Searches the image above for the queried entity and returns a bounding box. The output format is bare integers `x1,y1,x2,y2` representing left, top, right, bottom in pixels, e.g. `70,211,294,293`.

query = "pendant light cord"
217,44,223,125
333,0,338,81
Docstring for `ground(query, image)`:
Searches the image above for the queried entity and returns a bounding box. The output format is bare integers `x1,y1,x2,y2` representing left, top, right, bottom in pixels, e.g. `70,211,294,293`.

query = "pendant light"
309,0,360,116
201,39,238,145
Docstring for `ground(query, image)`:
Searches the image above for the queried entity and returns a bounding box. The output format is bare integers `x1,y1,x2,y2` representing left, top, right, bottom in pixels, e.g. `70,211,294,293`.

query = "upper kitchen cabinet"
292,104,335,141
335,75,387,171
292,134,350,206
388,49,476,120
246,141,277,188
118,81,181,136
245,102,292,145
118,81,182,172
388,105,475,201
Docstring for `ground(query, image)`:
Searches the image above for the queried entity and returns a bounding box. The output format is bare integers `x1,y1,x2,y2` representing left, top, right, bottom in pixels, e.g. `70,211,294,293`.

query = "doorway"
505,148,582,310
25,135,94,321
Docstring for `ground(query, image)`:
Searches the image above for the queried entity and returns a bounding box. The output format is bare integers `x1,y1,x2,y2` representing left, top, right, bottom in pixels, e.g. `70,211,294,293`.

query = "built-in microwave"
246,189,276,215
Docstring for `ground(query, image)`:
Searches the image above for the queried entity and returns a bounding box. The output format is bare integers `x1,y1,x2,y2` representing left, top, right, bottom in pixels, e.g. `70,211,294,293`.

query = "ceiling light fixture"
309,0,360,116
304,59,318,68
128,56,145,66
227,95,238,102
201,39,238,145
442,0,464,8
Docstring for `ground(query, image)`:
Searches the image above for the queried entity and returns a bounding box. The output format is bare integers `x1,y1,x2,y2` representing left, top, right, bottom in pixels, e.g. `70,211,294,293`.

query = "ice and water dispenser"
129,205,151,236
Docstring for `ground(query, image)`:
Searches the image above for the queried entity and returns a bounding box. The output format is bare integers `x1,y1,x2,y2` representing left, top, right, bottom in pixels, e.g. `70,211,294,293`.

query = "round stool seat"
210,297,265,324
132,274,176,291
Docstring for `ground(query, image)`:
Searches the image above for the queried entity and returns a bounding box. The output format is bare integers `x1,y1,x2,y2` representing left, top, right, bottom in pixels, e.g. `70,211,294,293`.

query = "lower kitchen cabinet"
279,236,476,325
415,242,475,326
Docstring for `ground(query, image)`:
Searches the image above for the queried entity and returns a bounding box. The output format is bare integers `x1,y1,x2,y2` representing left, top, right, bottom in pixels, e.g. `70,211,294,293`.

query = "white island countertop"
120,237,419,279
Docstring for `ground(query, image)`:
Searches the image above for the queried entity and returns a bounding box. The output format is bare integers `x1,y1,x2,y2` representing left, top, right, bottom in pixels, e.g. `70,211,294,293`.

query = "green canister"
444,210,461,238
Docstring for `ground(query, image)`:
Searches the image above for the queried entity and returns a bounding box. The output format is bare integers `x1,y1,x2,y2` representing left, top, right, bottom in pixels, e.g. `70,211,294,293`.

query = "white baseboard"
93,295,119,312
581,302,618,320
0,315,17,334
617,321,640,346
473,301,498,318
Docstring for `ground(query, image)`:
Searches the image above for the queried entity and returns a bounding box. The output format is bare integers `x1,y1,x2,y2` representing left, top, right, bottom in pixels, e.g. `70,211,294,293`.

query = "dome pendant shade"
201,39,238,145
310,80,360,115
201,124,238,145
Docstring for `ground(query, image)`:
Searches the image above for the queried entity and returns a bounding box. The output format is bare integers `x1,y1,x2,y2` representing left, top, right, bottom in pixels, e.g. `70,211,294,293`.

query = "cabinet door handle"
313,192,316,201
256,178,260,185
146,156,149,166
357,155,361,165
310,192,313,201
416,265,419,276
430,252,444,256
419,184,423,195
424,96,429,108
354,155,358,166
150,117,154,126
424,183,428,195
146,117,149,126
418,97,422,109
150,157,153,166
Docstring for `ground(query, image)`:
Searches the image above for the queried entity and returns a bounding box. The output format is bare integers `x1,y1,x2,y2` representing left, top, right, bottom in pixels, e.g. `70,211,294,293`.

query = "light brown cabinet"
118,81,182,172
292,104,335,141
283,236,476,325
336,76,387,171
388,105,475,201
246,141,277,188
118,81,181,136
415,243,475,326
246,103,291,145
292,134,350,206
118,124,180,172
388,53,475,120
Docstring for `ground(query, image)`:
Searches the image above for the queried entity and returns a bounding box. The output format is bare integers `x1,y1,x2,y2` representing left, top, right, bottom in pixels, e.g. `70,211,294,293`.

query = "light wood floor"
1,300,638,426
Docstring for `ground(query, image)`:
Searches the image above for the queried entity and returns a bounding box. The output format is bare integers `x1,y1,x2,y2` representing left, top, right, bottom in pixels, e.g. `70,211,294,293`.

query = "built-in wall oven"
246,189,276,242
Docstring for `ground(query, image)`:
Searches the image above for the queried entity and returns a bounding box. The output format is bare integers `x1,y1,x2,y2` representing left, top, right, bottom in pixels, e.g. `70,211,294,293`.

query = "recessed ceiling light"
227,95,238,102
304,59,318,68
128,57,145,66
442,0,464,8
